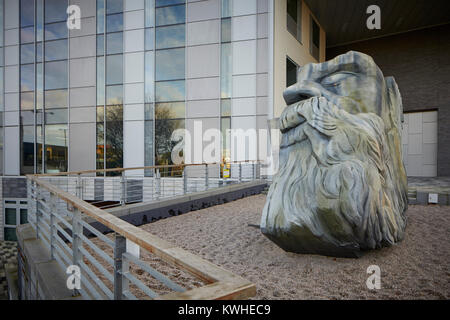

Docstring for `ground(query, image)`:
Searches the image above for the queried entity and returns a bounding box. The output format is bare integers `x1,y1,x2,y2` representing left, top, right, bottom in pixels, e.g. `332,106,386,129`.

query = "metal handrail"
25,161,258,300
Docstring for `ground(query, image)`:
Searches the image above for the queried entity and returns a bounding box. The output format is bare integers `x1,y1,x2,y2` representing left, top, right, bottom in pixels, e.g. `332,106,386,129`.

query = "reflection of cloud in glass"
155,48,185,81
45,89,68,108
21,92,34,110
21,65,35,91
156,25,185,49
44,22,67,40
106,0,123,15
156,5,185,26
145,52,154,102
106,54,123,84
21,27,35,43
21,0,35,27
21,44,35,64
45,60,68,90
155,81,185,102
45,124,68,147
106,13,123,32
44,0,68,23
106,85,123,105
45,39,68,61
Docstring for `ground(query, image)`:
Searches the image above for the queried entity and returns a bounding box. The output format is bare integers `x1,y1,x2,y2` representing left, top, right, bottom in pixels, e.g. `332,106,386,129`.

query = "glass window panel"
36,63,44,109
221,117,231,163
36,42,43,62
106,32,123,54
221,43,232,98
145,0,154,27
96,123,104,170
21,92,34,111
36,109,44,125
0,127,3,175
97,0,105,34
45,39,68,61
45,124,68,173
155,5,185,26
36,125,43,173
221,0,231,18
0,51,3,67
21,64,35,92
97,56,105,105
286,58,298,87
155,81,185,102
20,110,34,125
97,106,104,122
45,0,68,23
21,0,35,27
45,108,67,124
144,103,154,120
105,105,123,170
155,48,185,81
145,28,154,50
106,85,123,105
45,22,68,40
45,89,68,108
106,13,123,32
156,24,185,49
21,43,35,64
144,120,154,169
97,34,104,55
145,51,154,103
5,208,17,225
155,119,184,166
45,60,68,90
287,0,298,23
221,18,231,42
36,0,44,41
106,0,123,14
20,209,28,224
21,26,35,43
106,54,123,85
155,102,185,119
21,125,34,174
155,0,185,7
312,18,320,48
4,227,17,241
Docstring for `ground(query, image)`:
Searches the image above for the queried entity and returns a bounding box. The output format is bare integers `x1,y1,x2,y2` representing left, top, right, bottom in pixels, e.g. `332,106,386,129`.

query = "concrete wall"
327,24,450,176
272,0,326,118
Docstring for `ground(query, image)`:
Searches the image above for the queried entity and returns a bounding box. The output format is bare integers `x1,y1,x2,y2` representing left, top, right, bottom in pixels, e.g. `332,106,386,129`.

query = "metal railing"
25,162,259,300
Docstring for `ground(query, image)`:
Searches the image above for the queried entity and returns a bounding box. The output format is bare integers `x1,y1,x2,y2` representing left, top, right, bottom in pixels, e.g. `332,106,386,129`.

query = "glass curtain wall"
154,0,186,171
220,0,231,177
19,0,68,174
0,0,3,174
97,0,124,175
144,0,154,176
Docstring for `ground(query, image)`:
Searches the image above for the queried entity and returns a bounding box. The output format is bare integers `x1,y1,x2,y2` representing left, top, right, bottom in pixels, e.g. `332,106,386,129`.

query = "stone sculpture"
261,51,408,258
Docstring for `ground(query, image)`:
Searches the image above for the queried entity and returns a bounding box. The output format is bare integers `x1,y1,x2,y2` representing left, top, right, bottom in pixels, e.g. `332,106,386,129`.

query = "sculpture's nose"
283,80,324,105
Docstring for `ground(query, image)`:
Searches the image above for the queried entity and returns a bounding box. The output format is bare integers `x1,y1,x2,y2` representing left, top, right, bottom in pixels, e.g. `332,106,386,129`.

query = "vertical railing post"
120,171,126,206
205,164,209,190
183,166,187,195
238,163,242,183
114,234,127,300
76,173,82,198
35,182,40,239
155,169,161,200
252,162,256,180
71,208,82,296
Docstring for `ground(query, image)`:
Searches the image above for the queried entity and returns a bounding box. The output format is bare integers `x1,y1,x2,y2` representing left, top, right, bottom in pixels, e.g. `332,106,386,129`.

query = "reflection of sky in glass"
107,13,123,33
106,85,123,105
45,0,68,23
156,5,185,26
21,64,35,91
156,24,185,49
97,35,104,55
45,60,68,90
221,19,231,42
97,0,105,33
45,124,68,147
145,0,155,27
45,22,68,40
22,125,34,143
106,32,123,54
221,0,232,18
155,48,185,81
106,0,123,14
36,43,43,62
155,81,185,102
145,51,154,103
45,39,68,61
45,108,67,124
221,43,232,98
36,0,44,41
45,89,68,108
106,54,123,85
21,92,34,110
21,27,35,43
145,28,154,50
97,57,105,105
155,0,185,7
21,44,35,64
21,0,35,27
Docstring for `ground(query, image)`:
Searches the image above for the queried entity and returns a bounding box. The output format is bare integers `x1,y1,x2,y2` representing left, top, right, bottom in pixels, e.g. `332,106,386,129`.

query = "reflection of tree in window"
105,105,123,174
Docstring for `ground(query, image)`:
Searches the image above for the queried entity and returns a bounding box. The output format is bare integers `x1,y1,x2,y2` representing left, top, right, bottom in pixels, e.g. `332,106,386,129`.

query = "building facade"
0,0,325,240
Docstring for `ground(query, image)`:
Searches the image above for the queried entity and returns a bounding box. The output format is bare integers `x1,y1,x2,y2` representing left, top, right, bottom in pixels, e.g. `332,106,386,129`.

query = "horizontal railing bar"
53,233,73,262
52,213,74,233
78,233,114,265
122,252,185,293
78,219,114,247
78,246,114,283
77,262,105,300
55,223,73,243
122,271,159,299
122,290,138,300
78,260,113,300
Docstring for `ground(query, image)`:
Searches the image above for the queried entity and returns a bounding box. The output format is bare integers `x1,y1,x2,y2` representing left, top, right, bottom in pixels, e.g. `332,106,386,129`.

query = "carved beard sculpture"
261,51,408,258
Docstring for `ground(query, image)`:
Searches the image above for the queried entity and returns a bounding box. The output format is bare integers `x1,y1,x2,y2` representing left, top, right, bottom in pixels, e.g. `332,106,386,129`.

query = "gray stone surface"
261,51,408,258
